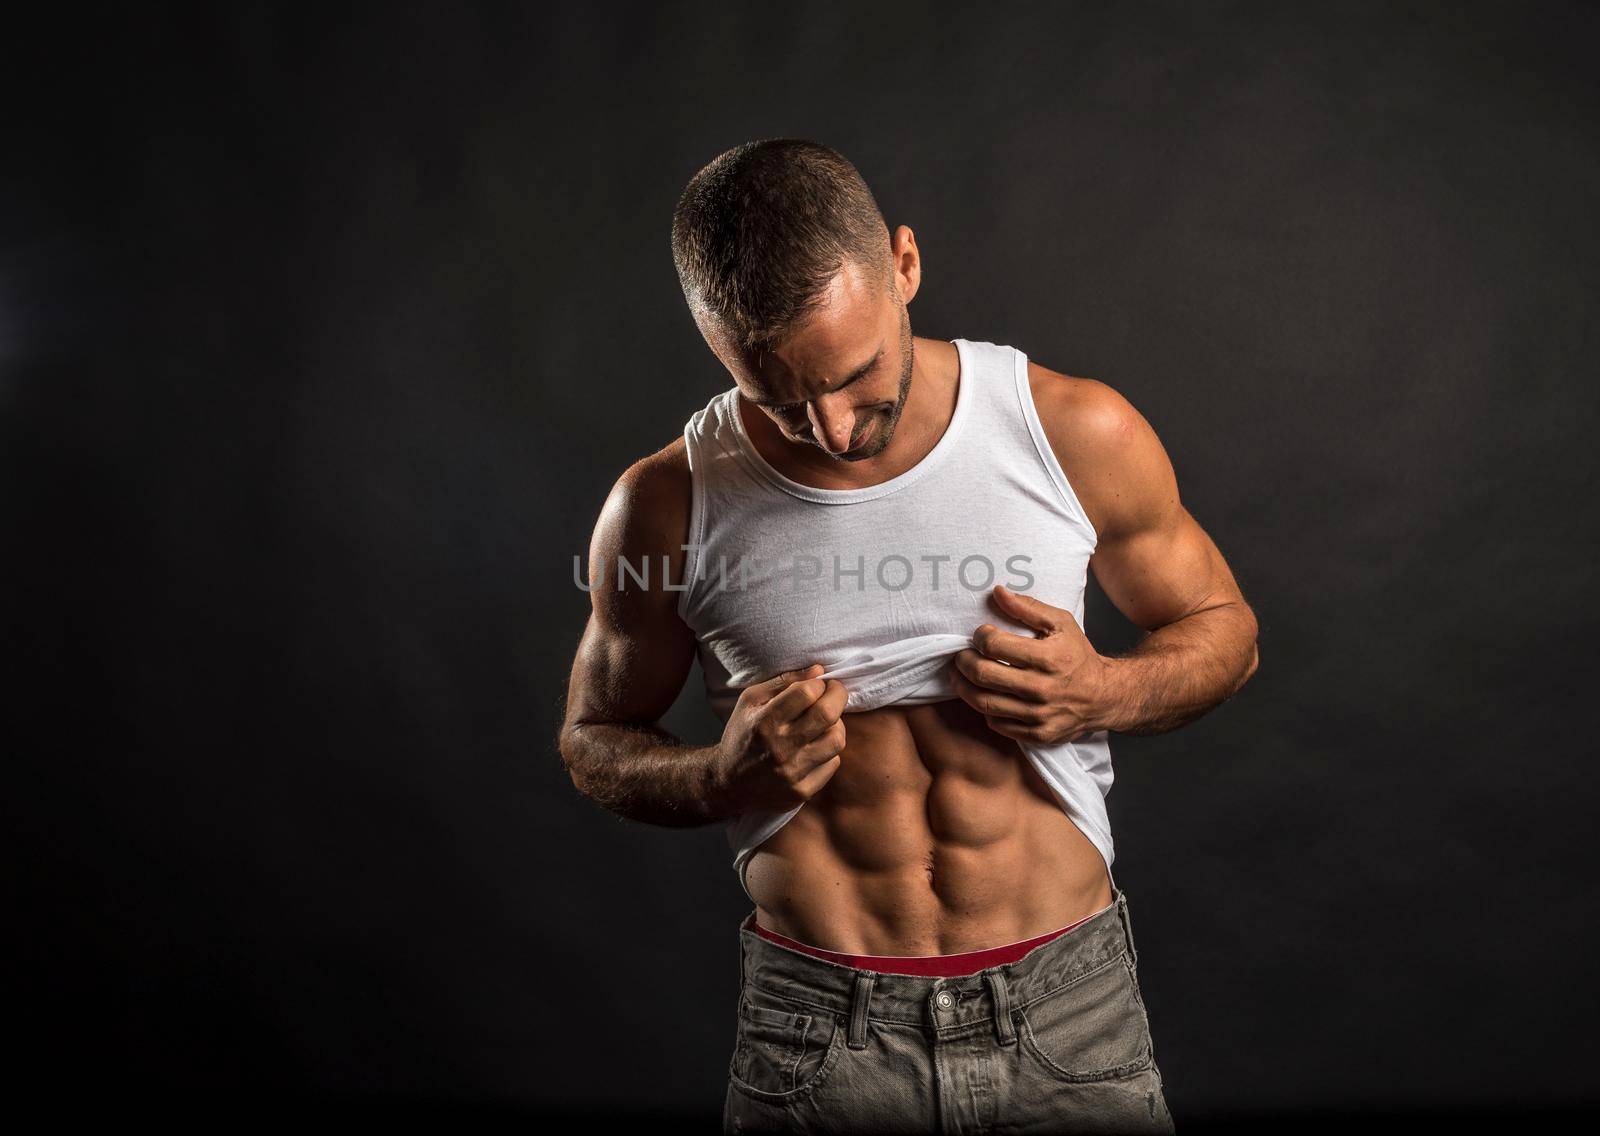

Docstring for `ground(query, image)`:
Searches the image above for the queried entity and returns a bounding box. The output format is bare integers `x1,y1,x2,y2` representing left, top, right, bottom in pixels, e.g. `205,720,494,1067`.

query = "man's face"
714,259,915,462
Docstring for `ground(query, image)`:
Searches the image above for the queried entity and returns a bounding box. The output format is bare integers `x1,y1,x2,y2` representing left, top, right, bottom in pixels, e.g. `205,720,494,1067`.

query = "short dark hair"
671,138,894,352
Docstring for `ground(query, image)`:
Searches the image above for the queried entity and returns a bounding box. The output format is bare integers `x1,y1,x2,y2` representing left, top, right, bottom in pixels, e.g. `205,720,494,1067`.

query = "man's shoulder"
1024,359,1172,539
1025,359,1150,467
594,435,692,559
624,434,692,498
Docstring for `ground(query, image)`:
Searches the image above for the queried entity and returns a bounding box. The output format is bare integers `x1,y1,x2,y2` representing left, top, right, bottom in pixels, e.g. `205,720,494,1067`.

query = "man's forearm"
1094,602,1259,736
561,721,728,827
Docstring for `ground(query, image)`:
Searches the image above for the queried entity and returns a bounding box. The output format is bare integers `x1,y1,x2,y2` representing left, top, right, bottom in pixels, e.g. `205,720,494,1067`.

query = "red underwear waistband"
747,906,1105,977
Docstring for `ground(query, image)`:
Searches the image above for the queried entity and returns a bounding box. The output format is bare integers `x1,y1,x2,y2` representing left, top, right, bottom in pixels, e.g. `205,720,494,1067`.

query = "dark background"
5,0,1596,1128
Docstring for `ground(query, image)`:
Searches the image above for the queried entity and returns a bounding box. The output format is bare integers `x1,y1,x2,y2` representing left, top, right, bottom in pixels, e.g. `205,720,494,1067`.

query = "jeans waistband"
737,890,1139,1047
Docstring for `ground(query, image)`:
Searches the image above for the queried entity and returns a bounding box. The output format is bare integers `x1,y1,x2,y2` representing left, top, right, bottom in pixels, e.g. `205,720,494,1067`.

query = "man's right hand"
710,664,849,815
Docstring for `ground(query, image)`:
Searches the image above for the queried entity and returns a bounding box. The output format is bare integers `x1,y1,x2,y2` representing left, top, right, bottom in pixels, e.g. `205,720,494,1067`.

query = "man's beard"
837,305,914,462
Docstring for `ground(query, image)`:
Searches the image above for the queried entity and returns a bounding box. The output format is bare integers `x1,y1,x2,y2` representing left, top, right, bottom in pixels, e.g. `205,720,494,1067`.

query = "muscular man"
559,139,1259,1134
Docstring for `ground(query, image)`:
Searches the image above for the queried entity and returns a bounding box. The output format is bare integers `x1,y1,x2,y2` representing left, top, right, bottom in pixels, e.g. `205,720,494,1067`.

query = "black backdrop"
5,1,1597,1128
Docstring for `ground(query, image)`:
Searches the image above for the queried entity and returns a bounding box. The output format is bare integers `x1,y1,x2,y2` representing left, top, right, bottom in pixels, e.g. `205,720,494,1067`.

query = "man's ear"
891,225,921,304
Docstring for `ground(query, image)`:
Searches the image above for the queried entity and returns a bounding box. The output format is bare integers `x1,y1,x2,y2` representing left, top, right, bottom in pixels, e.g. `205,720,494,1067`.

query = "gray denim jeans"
722,889,1175,1134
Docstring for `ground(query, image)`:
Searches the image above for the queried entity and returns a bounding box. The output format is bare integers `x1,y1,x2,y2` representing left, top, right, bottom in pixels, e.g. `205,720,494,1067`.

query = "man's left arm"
951,367,1259,742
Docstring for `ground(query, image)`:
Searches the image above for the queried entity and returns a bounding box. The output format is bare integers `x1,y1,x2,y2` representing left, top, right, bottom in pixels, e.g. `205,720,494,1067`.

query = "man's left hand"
951,584,1119,745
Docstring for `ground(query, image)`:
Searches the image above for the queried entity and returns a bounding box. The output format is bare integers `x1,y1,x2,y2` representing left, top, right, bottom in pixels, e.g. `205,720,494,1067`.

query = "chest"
684,481,1095,709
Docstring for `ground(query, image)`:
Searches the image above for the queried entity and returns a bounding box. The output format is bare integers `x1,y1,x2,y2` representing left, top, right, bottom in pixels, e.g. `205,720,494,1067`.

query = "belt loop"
983,970,1016,1046
1116,890,1138,969
847,971,875,1050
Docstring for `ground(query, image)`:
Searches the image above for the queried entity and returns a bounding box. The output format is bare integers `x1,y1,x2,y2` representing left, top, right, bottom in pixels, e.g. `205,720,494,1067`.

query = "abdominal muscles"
743,700,1113,956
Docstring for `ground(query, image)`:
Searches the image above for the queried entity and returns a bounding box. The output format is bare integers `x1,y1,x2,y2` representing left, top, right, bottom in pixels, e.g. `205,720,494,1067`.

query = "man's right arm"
558,438,851,829
557,439,725,827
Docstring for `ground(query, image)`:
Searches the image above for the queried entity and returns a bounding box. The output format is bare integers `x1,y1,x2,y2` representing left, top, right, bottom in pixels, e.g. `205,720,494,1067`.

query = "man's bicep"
565,602,696,729
1064,382,1245,633
564,452,698,730
1091,505,1242,633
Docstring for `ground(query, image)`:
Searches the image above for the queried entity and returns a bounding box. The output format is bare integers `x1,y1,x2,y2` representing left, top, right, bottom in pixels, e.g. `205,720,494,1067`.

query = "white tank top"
677,337,1116,897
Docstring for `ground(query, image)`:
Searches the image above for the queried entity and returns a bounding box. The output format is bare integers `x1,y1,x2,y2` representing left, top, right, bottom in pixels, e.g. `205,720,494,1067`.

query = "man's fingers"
951,667,1038,721
768,663,825,687
744,663,824,707
763,670,834,721
971,624,1052,668
788,679,848,739
790,715,846,790
792,753,843,799
817,676,849,718
952,648,1045,701
793,719,847,763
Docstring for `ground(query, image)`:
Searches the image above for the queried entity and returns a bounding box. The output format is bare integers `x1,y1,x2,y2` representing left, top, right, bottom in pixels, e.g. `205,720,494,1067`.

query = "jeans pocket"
729,987,839,1098
1015,954,1154,1083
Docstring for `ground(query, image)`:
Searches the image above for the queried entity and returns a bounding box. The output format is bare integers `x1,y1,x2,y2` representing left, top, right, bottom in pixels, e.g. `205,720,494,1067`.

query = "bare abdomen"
743,699,1114,955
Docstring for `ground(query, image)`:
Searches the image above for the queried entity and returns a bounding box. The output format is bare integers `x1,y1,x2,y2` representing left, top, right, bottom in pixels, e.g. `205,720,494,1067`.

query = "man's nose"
808,397,856,454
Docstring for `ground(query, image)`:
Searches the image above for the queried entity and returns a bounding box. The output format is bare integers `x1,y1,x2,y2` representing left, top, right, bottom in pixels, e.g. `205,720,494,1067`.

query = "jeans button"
935,991,954,1010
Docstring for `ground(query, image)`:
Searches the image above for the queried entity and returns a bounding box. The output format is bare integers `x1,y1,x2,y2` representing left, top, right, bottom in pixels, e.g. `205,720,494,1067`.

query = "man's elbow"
1238,606,1260,687
557,722,597,797
1226,599,1260,692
